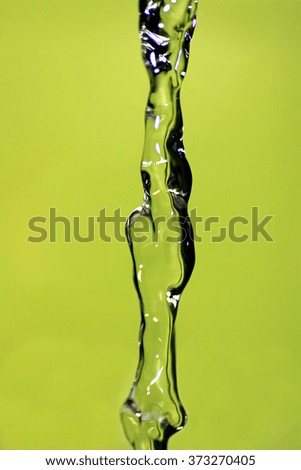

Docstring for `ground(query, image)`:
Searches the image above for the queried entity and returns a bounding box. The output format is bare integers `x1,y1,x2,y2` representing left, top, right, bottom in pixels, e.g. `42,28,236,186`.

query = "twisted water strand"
121,0,198,450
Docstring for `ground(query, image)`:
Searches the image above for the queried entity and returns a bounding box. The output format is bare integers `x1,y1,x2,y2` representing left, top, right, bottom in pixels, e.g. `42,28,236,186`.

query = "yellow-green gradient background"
0,0,300,449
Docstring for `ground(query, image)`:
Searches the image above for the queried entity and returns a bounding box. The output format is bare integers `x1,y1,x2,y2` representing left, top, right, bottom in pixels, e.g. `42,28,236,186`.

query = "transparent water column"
121,0,198,450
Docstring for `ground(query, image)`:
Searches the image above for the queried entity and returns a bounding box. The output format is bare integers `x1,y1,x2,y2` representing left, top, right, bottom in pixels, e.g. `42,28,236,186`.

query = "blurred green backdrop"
0,0,300,450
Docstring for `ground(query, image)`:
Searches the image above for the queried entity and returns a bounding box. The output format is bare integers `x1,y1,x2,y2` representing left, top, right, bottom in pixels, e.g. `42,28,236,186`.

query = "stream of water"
121,0,198,450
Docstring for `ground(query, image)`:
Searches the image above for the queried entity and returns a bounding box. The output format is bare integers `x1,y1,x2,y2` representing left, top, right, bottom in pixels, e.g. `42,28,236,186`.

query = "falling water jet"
120,0,198,450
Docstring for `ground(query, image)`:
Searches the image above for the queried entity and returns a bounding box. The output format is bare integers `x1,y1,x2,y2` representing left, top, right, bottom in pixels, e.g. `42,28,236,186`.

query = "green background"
0,0,300,449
